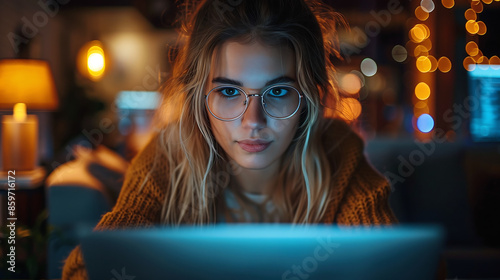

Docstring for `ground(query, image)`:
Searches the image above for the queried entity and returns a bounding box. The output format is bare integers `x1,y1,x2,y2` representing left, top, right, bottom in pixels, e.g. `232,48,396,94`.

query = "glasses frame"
205,83,304,121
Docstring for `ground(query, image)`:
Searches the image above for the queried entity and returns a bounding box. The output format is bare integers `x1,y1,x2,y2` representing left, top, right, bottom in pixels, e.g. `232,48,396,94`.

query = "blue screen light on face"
417,114,434,133
468,65,500,142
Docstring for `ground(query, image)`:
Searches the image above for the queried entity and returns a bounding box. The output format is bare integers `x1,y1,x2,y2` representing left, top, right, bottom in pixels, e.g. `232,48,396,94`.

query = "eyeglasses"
205,84,304,121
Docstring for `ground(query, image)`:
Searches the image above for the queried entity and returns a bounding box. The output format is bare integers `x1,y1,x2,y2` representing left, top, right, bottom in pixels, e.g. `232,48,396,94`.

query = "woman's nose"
241,95,266,129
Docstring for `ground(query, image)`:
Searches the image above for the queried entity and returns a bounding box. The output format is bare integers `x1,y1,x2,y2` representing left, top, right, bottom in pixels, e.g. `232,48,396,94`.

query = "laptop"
467,64,500,143
79,224,444,280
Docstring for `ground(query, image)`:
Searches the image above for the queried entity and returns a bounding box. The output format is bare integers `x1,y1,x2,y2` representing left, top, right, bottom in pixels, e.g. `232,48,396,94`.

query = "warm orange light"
442,0,455,8
472,49,484,61
463,57,476,71
415,82,431,100
477,21,487,35
410,24,429,43
471,0,483,13
438,57,452,73
87,45,105,79
465,41,479,56
414,100,428,108
415,6,430,20
77,40,106,81
464,9,477,21
340,73,362,95
477,56,489,69
338,98,362,121
428,55,438,72
466,20,479,34
421,38,433,51
417,56,432,73
414,45,429,57
13,103,27,122
414,102,430,115
0,59,59,110
490,56,500,69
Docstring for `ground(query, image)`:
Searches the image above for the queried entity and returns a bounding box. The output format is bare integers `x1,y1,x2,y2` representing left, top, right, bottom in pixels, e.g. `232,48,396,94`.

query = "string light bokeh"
404,0,499,138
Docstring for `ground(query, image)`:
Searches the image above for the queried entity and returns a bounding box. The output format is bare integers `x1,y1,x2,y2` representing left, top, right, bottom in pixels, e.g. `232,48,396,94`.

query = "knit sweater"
61,118,399,279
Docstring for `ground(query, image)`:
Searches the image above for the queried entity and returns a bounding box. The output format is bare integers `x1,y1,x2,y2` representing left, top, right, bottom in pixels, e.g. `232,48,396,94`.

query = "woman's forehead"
209,40,296,89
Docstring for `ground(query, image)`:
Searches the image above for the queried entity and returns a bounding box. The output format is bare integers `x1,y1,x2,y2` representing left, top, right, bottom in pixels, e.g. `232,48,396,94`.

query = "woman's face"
206,39,302,170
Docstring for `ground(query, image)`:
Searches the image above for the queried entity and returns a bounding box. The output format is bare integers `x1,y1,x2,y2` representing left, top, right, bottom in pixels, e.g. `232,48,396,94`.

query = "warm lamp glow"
87,45,105,78
88,53,104,72
0,59,59,110
13,103,27,122
77,40,106,81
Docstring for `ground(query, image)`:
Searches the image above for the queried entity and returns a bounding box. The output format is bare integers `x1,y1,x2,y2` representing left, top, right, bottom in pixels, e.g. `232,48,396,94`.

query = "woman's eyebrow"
212,76,296,87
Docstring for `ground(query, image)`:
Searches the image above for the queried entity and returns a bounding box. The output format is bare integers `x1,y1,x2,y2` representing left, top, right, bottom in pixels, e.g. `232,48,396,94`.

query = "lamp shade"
0,59,59,110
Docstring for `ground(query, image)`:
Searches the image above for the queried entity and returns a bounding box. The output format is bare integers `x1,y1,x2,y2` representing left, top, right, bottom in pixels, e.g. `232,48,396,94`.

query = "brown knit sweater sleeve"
320,119,446,280
62,135,167,280
320,118,398,226
334,154,398,226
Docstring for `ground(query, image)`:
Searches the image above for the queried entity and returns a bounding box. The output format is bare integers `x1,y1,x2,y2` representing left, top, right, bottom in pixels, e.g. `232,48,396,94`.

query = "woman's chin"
232,158,275,171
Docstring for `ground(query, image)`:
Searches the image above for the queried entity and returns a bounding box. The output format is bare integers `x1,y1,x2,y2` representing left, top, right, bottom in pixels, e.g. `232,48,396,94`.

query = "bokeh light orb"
360,58,378,77
417,114,434,133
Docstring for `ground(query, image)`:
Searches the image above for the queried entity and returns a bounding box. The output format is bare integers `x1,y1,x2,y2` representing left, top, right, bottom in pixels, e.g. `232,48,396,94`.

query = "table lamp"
0,59,59,171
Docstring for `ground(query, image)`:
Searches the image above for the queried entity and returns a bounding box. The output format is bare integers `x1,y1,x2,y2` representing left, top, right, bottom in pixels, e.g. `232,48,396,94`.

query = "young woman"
63,0,444,279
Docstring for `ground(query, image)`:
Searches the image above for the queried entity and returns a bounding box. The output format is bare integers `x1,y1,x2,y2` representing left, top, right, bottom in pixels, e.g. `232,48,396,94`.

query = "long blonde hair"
145,0,346,225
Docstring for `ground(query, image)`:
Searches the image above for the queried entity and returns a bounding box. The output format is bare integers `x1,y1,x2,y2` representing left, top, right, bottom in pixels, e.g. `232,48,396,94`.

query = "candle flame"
13,103,27,122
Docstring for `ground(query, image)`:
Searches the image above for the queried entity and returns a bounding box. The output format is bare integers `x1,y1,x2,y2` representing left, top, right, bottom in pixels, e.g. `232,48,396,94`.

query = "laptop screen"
80,224,444,280
468,65,500,142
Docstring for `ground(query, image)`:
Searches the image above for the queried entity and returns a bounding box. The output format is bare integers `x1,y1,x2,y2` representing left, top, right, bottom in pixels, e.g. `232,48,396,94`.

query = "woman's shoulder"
319,117,388,190
129,132,167,173
319,117,365,158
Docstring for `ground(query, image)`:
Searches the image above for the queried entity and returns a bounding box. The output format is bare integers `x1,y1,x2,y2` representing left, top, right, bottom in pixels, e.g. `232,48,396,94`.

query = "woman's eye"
218,88,240,97
269,87,289,97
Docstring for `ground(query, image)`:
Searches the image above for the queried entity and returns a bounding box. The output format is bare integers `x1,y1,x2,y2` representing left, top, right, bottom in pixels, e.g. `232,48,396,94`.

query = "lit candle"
1,103,38,171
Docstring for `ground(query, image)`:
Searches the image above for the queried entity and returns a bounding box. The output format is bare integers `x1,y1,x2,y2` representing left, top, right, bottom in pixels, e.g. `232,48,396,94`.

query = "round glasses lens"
263,86,300,118
207,87,246,119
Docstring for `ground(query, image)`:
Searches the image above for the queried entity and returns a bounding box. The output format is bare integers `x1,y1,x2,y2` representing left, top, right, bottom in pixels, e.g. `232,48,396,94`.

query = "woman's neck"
231,160,280,195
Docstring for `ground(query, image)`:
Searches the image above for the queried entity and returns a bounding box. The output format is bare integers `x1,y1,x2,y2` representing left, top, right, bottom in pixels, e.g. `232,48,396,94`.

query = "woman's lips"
237,140,271,153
